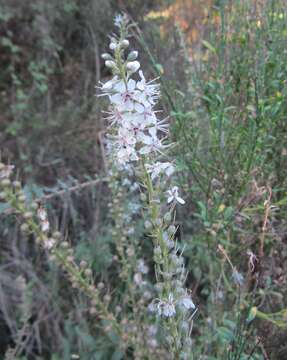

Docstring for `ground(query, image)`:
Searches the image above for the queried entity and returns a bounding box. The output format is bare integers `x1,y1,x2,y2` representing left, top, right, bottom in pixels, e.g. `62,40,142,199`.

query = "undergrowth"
0,1,287,359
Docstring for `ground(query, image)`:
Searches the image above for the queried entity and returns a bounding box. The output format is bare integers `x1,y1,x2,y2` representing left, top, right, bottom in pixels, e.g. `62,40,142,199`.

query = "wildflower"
37,206,47,221
41,219,50,233
167,186,185,205
157,294,177,318
178,294,195,311
146,162,175,181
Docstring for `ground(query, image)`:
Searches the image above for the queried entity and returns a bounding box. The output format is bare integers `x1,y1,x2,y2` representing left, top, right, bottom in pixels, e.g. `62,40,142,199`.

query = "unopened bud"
120,39,129,48
109,42,117,51
80,260,88,268
104,294,111,302
101,53,113,60
105,60,116,69
98,282,105,290
52,231,61,240
13,180,21,189
0,191,6,200
168,225,176,235
126,61,140,73
23,211,33,220
18,194,26,203
84,268,93,277
89,307,97,315
127,51,138,61
61,241,69,249
20,223,29,233
1,179,11,187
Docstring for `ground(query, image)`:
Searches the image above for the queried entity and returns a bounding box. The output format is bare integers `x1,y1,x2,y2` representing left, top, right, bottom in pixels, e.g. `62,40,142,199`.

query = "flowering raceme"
100,14,196,357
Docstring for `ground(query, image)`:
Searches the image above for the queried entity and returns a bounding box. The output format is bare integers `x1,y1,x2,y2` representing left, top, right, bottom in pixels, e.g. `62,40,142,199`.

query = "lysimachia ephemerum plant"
0,163,121,338
99,14,196,359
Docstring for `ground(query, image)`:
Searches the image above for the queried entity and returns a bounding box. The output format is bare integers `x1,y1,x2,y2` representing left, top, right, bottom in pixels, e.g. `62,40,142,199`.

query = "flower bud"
104,294,111,302
18,194,26,203
0,191,6,200
126,61,140,73
127,51,138,61
105,60,116,69
120,39,129,48
20,223,29,233
1,179,11,187
13,180,21,189
109,42,117,51
101,53,113,60
30,202,38,210
52,231,61,240
89,307,97,315
23,211,33,220
168,225,176,235
61,241,69,249
80,260,88,268
98,282,105,290
84,268,93,277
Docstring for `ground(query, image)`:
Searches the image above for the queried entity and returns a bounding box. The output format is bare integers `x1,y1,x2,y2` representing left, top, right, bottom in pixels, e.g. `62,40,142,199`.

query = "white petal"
176,196,185,205
167,196,174,204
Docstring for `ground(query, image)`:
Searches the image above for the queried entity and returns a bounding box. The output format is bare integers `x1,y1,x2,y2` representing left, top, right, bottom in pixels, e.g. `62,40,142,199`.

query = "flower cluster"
100,28,170,168
100,14,196,356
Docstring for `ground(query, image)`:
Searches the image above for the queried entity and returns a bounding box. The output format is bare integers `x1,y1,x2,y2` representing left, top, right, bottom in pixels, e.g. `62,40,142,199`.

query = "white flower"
162,302,176,317
137,70,160,105
114,13,125,27
158,293,176,317
167,186,185,205
178,295,195,310
148,302,157,313
101,76,119,92
110,79,139,111
139,134,164,155
41,219,50,233
146,162,175,180
37,207,47,221
117,145,138,164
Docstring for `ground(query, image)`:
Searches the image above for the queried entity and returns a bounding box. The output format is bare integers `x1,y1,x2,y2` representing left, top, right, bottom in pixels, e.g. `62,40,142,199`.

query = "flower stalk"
100,14,196,358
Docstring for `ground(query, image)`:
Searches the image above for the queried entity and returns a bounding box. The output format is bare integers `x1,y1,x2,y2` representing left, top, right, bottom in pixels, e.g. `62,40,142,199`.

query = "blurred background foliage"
1,0,287,359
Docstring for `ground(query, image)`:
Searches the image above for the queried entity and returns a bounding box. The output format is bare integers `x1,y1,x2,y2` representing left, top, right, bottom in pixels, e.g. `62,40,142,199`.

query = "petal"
167,196,174,204
176,196,185,205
